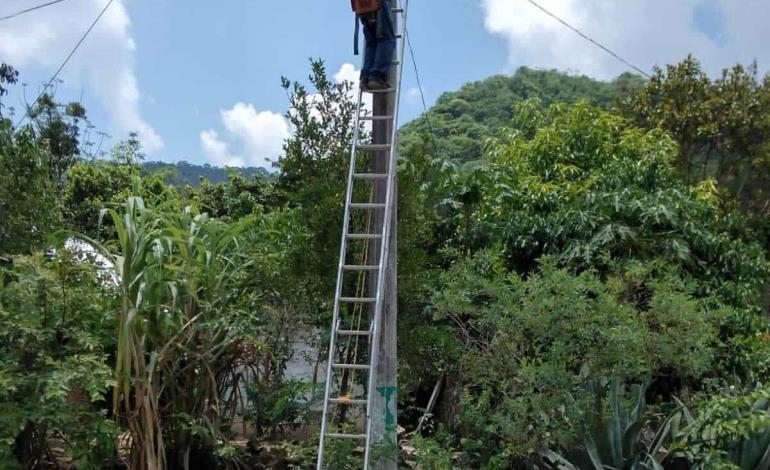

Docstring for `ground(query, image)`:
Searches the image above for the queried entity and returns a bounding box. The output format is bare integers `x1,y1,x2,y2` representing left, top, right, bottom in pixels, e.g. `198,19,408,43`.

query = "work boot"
367,76,391,91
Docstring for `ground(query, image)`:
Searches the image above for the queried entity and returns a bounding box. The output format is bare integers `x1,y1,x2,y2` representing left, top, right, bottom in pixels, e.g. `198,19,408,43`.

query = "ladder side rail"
316,80,367,469
363,0,409,467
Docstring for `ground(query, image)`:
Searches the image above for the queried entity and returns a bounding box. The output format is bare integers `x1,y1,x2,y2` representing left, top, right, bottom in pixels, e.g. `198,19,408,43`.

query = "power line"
405,29,441,158
526,0,652,79
15,0,115,128
0,0,68,22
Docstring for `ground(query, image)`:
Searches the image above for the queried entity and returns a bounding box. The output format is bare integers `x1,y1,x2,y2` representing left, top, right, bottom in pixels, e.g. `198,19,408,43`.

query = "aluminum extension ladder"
316,1,409,469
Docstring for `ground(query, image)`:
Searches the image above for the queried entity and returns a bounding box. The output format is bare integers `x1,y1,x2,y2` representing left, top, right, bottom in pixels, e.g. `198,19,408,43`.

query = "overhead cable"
0,0,68,22
526,0,652,78
15,0,115,128
405,29,442,158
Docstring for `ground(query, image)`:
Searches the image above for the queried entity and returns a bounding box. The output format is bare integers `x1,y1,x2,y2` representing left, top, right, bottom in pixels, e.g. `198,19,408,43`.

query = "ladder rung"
343,264,379,271
332,363,371,370
350,203,386,209
337,329,371,336
326,433,367,440
339,297,376,303
329,397,368,405
359,115,394,121
392,60,400,65
357,143,391,151
392,8,404,14
353,173,388,180
395,34,403,39
347,233,383,240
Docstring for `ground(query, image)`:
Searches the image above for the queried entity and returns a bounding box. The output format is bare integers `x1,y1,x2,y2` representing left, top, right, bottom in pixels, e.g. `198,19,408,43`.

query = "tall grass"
94,197,256,469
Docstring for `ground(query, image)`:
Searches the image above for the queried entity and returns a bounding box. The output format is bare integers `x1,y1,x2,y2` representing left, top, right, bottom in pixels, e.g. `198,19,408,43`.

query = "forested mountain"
141,160,268,186
399,66,646,162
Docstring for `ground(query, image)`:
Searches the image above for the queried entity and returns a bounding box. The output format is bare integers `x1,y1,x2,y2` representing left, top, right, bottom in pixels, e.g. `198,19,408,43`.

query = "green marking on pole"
377,385,397,426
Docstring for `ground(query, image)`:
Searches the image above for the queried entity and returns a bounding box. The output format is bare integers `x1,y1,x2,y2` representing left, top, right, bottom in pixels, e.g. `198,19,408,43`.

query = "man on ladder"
354,0,396,90
316,1,406,468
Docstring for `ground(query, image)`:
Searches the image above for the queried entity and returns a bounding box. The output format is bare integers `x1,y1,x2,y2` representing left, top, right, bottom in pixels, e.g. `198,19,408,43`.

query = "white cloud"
333,62,373,114
406,87,422,105
202,63,368,167
480,0,770,79
334,63,361,87
0,0,163,152
200,130,245,168
219,103,291,167
199,103,290,168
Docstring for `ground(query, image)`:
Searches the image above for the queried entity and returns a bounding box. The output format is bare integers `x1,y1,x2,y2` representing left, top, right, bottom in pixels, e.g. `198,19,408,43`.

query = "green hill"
141,160,269,187
399,66,645,162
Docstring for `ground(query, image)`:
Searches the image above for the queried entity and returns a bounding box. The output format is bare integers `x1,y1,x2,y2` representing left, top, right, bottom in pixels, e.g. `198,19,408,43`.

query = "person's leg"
360,14,377,83
370,0,396,83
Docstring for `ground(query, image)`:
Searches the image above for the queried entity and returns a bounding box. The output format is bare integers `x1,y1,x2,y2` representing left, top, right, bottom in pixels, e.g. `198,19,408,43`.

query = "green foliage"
540,378,661,470
428,252,726,465
98,197,266,469
323,431,361,470
246,379,312,438
452,100,769,311
0,120,60,256
192,169,276,221
275,58,360,322
142,160,269,186
610,262,718,379
412,434,455,470
399,67,645,162
28,93,88,182
64,159,137,237
445,256,644,463
0,63,19,118
658,387,770,469
623,56,770,217
2,55,770,470
0,250,115,468
64,136,179,239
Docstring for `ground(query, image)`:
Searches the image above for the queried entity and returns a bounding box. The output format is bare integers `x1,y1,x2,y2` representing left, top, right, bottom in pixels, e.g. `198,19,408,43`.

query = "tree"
0,63,19,118
0,249,115,468
275,58,360,317
623,56,770,216
0,120,60,256
399,67,645,162
63,133,177,239
191,169,276,221
395,99,770,467
455,100,769,309
28,93,89,183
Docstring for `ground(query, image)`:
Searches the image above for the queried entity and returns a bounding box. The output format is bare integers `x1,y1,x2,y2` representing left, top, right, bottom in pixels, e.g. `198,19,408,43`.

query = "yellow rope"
337,184,375,399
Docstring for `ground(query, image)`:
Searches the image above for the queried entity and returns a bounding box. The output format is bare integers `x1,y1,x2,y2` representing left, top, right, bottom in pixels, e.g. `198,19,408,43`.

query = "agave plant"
540,377,664,470
92,197,258,470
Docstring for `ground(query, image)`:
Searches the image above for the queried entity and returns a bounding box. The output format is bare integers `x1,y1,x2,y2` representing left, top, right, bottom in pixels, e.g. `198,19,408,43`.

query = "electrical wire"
0,0,68,22
15,0,115,128
526,0,652,79
405,28,442,158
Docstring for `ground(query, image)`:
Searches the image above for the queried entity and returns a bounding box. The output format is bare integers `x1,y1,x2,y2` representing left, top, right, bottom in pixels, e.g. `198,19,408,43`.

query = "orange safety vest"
351,0,380,14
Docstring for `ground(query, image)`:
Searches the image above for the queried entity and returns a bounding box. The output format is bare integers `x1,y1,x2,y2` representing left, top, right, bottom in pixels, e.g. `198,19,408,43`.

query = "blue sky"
1,0,768,168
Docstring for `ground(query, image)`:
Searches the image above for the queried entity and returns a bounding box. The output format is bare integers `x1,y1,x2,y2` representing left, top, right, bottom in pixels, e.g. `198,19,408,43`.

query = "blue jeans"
360,0,396,82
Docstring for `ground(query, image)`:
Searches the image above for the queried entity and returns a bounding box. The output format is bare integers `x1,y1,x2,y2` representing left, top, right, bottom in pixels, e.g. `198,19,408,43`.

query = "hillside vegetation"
1,57,770,469
141,161,269,187
399,67,645,162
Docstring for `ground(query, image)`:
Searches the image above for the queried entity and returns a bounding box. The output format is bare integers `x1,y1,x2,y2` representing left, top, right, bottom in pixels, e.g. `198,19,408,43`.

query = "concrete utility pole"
368,2,399,468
